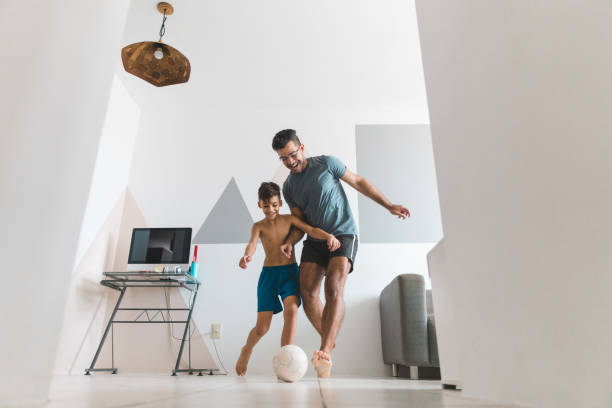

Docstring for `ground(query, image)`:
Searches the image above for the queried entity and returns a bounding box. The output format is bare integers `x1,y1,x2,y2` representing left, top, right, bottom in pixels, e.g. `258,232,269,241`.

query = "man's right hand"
239,255,251,269
280,241,293,258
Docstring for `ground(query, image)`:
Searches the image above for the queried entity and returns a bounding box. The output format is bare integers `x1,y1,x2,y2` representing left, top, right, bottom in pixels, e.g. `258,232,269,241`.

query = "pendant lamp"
121,2,191,87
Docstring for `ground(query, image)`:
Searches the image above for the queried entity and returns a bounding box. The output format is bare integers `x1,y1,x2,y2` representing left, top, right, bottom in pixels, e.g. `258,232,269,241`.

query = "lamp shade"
121,41,190,87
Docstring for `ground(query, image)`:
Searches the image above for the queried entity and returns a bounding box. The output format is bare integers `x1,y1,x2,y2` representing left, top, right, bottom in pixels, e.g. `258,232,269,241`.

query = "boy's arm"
341,168,411,219
239,224,260,269
288,215,341,252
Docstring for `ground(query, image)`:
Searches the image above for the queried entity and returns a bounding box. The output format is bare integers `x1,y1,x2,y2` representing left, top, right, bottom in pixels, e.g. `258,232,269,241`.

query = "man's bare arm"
341,168,410,219
286,207,306,244
289,215,341,251
280,207,306,258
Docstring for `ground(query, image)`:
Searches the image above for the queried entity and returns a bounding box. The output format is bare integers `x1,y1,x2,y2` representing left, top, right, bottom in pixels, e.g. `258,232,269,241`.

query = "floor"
45,374,521,408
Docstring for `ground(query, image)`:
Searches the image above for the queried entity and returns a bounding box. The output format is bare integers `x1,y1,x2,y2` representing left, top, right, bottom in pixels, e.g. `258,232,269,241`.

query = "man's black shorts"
300,234,359,273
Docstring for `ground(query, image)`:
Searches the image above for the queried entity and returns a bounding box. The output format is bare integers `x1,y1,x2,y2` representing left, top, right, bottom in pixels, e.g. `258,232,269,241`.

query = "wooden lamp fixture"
121,2,191,87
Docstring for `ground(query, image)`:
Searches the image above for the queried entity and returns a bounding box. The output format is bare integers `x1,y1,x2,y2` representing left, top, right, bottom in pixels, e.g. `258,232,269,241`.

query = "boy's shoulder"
254,215,292,227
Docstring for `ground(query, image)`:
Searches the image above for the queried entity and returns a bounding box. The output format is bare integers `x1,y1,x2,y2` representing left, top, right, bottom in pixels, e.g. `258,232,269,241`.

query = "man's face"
258,196,282,220
277,141,306,174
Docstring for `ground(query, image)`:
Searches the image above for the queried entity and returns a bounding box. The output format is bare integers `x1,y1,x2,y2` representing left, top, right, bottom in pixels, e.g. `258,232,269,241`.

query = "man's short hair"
272,129,301,151
258,182,281,202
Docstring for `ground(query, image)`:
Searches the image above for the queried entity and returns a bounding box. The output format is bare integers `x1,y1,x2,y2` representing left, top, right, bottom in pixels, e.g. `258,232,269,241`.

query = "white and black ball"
272,345,308,382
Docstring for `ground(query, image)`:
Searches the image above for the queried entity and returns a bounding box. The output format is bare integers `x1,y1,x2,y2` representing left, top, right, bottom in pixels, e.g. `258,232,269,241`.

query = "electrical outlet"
211,323,222,339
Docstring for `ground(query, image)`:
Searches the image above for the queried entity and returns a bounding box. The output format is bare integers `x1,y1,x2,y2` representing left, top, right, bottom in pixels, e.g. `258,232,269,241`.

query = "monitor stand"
126,264,188,273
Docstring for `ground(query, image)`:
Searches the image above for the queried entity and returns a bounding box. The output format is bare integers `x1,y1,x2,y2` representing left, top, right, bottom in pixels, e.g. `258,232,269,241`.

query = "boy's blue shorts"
257,263,301,314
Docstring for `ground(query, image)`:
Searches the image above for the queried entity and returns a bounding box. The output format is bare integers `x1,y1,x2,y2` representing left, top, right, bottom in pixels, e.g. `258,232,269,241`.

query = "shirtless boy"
235,182,340,376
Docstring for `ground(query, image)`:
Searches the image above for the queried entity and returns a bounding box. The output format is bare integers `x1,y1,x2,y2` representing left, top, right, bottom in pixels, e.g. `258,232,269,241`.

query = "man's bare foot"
235,347,252,376
312,350,332,378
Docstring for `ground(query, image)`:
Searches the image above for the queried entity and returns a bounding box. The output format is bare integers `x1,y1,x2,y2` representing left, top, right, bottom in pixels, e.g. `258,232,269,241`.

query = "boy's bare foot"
236,347,252,376
312,350,332,378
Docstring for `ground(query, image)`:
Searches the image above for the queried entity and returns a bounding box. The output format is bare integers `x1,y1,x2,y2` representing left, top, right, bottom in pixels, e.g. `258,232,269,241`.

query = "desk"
85,272,217,376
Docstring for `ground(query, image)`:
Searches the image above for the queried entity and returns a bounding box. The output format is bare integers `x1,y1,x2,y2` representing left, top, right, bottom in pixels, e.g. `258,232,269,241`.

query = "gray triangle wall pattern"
193,177,254,244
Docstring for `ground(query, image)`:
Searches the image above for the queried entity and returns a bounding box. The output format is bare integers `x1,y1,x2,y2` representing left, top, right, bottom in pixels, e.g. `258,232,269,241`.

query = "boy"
235,182,340,376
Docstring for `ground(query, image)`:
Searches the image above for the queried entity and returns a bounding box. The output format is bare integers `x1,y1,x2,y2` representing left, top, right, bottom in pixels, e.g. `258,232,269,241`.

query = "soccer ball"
272,345,308,382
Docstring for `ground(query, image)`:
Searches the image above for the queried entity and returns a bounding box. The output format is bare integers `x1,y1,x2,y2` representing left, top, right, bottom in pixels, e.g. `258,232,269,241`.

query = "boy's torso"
257,214,297,267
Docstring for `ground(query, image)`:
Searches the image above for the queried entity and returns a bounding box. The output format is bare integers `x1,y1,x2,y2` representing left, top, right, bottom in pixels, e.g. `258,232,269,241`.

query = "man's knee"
300,288,319,311
324,279,345,301
325,261,348,300
300,282,318,298
327,257,351,275
299,263,324,300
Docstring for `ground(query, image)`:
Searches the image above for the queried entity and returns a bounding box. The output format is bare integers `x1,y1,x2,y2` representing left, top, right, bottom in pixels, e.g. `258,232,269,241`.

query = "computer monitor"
127,227,192,272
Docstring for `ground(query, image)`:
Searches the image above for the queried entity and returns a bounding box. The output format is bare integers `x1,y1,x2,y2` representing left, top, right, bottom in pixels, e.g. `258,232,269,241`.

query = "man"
272,129,410,377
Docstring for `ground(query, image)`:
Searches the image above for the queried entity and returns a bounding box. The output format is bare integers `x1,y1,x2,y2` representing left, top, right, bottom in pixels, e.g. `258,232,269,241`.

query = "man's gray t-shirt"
282,155,358,240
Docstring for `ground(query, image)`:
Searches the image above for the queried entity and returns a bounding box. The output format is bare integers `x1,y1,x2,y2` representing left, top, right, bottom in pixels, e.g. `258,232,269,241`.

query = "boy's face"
258,196,282,220
277,141,306,174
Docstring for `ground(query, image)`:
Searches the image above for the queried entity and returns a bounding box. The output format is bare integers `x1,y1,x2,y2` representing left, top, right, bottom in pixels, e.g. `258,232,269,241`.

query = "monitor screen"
128,228,192,264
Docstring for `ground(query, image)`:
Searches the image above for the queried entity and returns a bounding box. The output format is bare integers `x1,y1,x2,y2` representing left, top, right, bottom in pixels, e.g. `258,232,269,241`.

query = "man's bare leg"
281,295,299,346
299,262,325,336
313,256,350,378
236,311,273,376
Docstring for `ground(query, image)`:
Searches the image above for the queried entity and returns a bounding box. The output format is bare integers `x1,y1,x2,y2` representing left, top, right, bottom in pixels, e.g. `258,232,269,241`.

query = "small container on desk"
190,244,199,279
190,262,198,279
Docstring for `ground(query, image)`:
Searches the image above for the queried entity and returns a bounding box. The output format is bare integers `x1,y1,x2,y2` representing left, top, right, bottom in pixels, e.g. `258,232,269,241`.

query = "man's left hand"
389,204,410,219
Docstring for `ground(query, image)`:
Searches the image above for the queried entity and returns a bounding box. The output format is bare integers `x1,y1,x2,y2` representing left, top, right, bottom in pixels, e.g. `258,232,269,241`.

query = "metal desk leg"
172,283,199,376
85,287,126,375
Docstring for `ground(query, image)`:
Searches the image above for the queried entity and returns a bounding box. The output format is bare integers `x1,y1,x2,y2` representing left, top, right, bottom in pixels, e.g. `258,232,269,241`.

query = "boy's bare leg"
281,295,300,346
299,262,325,336
313,256,350,378
236,311,273,376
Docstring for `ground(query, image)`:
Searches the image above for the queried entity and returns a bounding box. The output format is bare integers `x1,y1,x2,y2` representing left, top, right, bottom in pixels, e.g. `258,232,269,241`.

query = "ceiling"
118,0,426,111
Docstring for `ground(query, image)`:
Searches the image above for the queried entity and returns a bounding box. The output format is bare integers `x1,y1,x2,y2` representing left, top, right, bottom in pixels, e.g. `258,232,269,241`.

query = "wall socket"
211,323,222,339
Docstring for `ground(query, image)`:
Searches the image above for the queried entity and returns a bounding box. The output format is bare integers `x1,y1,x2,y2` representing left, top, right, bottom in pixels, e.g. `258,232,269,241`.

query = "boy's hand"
239,255,251,269
280,241,293,258
327,235,341,252
388,204,410,219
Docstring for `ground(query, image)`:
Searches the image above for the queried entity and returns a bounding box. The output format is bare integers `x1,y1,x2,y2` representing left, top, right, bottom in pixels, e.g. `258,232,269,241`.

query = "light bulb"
154,48,164,60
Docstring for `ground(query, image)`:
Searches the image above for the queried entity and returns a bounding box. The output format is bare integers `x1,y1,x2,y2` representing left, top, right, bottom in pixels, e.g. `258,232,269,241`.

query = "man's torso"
283,155,357,239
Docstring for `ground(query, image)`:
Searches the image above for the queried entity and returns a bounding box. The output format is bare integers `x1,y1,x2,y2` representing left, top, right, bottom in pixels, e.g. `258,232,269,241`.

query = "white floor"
45,374,521,408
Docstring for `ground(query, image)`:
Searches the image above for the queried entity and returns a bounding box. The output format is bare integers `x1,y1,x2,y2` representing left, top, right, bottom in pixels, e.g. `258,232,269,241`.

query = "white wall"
127,104,434,376
0,1,128,406
194,243,435,377
120,0,433,377
20,0,435,380
30,0,439,380
53,76,140,375
74,77,140,267
356,124,443,243
417,1,612,407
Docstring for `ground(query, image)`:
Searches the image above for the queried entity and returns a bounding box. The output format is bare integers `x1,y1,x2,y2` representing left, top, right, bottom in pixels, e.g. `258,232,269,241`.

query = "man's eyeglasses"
278,148,301,162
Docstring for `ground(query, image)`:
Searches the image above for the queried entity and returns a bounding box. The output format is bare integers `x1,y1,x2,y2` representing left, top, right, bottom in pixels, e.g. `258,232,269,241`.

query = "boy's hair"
272,129,301,151
258,182,281,202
